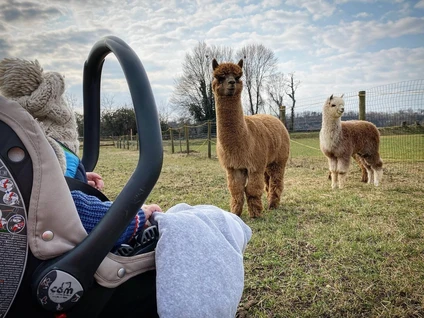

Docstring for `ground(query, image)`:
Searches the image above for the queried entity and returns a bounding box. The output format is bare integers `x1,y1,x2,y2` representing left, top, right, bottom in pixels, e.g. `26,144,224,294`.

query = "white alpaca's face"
325,95,345,118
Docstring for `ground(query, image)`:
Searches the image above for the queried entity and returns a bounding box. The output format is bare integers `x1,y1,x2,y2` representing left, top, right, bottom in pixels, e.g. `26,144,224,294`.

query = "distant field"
95,146,424,318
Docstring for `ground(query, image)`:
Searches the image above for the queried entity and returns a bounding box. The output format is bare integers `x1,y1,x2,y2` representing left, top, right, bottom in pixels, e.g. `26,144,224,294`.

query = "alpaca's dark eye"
216,76,225,82
235,76,241,82
331,104,336,107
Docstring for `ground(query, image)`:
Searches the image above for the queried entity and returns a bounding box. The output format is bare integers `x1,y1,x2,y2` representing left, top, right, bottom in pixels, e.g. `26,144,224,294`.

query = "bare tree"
266,72,286,118
156,100,176,131
237,44,277,115
65,93,84,137
285,72,301,132
171,41,233,122
101,93,116,111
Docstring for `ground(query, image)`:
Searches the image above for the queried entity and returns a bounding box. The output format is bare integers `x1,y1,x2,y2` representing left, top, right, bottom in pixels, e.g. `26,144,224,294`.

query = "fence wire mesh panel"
290,80,423,180
114,80,423,181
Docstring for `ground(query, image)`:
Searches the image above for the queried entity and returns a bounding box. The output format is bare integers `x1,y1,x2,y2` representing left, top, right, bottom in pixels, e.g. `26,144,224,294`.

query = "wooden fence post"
279,105,286,127
179,129,182,153
185,125,189,154
170,128,175,154
359,91,366,120
207,121,211,159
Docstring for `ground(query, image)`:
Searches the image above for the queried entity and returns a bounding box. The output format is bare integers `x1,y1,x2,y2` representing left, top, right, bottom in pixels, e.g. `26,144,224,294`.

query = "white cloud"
0,0,422,111
285,0,336,20
319,17,424,52
353,12,372,19
415,0,424,9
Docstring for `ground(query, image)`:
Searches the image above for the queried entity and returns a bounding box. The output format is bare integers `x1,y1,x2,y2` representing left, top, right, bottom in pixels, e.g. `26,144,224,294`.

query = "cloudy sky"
1,0,423,114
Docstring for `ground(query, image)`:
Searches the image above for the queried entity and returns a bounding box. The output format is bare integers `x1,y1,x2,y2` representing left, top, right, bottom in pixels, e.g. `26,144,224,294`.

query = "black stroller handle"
33,36,163,311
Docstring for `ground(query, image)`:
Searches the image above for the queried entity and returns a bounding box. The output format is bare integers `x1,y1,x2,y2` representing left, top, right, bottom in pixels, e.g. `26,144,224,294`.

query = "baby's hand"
86,172,104,191
142,204,162,220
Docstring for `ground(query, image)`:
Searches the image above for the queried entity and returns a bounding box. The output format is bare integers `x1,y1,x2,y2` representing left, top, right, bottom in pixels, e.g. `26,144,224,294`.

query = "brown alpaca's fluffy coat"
212,59,290,218
320,95,383,189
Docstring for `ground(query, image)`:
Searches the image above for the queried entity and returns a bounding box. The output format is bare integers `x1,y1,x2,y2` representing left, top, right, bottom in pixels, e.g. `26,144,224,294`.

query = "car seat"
0,36,163,318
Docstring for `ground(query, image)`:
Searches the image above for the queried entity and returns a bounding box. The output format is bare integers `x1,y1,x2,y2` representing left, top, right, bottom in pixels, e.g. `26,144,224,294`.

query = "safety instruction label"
0,160,27,317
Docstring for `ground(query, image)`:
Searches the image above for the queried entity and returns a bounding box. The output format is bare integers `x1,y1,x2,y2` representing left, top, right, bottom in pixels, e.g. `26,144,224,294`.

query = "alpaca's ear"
329,94,333,100
340,94,344,98
212,59,219,70
237,59,243,69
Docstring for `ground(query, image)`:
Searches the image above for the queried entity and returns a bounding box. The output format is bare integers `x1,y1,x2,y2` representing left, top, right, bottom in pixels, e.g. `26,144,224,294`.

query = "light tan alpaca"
320,94,383,189
212,59,290,218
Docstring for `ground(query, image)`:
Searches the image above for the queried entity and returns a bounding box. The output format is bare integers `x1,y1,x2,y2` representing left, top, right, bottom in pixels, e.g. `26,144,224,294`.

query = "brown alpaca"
212,59,290,218
320,94,383,189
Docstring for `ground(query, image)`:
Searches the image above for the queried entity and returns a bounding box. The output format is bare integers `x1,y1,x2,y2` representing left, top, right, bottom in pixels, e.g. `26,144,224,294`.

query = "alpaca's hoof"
268,202,279,210
249,210,262,218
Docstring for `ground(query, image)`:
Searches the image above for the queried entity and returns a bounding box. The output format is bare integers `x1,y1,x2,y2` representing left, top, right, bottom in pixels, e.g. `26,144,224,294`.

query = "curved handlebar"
34,36,163,294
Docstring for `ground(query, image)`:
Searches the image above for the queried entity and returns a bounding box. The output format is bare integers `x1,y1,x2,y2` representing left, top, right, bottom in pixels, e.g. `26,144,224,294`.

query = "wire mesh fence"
115,80,423,180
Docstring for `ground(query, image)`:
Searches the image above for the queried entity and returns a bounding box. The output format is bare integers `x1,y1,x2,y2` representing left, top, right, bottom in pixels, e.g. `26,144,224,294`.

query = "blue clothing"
57,141,87,183
58,141,146,248
71,190,145,247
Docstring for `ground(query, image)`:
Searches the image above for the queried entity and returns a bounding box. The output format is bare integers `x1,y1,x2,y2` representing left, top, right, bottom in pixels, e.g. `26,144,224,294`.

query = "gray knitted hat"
0,58,80,172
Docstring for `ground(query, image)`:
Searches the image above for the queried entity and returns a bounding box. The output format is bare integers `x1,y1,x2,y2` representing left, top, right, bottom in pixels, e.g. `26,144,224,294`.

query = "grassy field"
95,145,423,318
161,133,424,162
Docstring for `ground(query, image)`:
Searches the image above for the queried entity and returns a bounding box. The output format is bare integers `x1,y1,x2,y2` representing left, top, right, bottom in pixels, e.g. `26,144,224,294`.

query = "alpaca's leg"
245,171,264,218
366,168,374,184
264,172,270,194
329,158,338,189
372,168,382,186
353,154,368,183
227,168,247,216
266,162,285,209
369,156,383,186
337,157,350,189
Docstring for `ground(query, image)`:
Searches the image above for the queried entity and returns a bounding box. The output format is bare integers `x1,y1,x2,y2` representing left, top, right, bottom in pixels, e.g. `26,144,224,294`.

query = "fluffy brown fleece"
320,94,383,189
212,59,290,218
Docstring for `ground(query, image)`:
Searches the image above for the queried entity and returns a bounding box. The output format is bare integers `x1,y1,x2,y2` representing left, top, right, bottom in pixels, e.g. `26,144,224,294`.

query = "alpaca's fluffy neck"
215,95,248,148
320,113,342,151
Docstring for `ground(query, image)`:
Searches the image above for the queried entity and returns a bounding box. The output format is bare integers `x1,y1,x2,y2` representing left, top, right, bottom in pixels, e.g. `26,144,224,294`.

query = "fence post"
179,129,182,153
358,91,366,120
279,105,286,127
170,128,175,154
185,125,190,155
207,121,211,159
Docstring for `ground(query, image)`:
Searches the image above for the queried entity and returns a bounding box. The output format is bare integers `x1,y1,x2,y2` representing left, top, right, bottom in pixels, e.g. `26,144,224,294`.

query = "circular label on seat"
37,270,84,312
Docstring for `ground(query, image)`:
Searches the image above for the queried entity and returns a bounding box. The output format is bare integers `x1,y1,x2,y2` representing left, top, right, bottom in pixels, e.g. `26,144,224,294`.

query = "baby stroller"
0,36,162,318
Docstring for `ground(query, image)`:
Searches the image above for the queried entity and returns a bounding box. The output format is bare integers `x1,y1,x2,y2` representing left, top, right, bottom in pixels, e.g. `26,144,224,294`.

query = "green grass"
160,133,424,163
95,145,424,318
